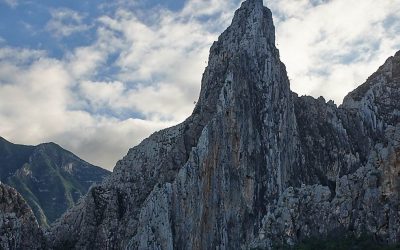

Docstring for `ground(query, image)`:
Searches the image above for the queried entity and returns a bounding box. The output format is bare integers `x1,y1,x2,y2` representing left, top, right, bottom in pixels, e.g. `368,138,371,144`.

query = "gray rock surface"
0,183,45,249
251,48,400,248
47,0,400,249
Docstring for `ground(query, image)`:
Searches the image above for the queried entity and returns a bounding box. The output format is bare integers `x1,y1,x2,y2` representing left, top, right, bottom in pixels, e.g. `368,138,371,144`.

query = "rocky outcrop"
0,183,45,249
47,0,400,249
252,127,400,248
0,138,110,227
129,1,304,249
251,52,400,248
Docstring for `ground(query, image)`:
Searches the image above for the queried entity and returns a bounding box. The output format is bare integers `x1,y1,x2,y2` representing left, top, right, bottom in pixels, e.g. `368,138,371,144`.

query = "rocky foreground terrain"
0,183,45,249
1,0,400,249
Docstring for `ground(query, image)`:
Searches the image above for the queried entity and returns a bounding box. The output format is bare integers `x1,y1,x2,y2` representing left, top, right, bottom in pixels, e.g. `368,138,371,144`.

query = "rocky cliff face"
252,52,400,248
0,183,45,249
0,138,110,227
47,0,400,249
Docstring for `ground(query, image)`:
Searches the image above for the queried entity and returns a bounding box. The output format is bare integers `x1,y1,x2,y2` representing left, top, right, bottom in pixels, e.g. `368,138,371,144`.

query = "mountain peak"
241,0,263,7
229,0,275,48
194,0,278,117
0,136,9,144
236,0,265,15
36,141,60,150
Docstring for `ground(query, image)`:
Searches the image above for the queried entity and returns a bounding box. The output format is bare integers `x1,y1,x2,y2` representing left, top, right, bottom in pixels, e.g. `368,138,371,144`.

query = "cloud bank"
0,0,399,170
269,0,400,103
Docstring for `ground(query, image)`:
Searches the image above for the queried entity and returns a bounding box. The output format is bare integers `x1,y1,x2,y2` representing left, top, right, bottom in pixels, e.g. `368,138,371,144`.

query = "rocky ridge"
0,183,45,249
47,0,400,249
251,50,400,248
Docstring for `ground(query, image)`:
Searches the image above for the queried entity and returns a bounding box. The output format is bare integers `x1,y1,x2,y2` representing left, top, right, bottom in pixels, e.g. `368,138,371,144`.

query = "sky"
0,0,399,170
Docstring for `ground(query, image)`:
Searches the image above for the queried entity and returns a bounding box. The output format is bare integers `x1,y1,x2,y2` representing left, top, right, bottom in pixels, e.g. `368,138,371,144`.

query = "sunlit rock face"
47,0,400,249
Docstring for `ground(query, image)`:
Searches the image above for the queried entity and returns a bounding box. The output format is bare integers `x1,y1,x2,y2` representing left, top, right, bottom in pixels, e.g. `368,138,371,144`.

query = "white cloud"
0,52,73,143
66,46,106,78
78,80,194,121
79,81,125,110
0,47,46,63
0,51,176,168
268,0,400,104
49,117,175,169
46,8,91,38
3,0,17,8
94,0,240,121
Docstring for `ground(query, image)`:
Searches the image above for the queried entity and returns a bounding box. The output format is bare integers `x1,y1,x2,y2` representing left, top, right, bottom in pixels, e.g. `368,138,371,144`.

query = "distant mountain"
0,137,110,227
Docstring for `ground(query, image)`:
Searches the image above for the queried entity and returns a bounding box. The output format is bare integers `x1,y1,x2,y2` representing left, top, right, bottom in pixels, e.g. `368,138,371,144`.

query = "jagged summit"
390,49,400,78
342,50,400,127
241,0,263,8
370,49,400,80
230,0,275,45
195,0,281,121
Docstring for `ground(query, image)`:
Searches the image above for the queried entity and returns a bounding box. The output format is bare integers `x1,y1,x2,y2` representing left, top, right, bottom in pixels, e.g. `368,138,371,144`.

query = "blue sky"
0,0,187,58
1,0,399,170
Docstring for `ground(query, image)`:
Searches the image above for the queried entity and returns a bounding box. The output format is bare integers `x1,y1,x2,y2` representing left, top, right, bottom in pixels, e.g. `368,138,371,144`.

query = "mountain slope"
0,137,110,227
48,0,400,249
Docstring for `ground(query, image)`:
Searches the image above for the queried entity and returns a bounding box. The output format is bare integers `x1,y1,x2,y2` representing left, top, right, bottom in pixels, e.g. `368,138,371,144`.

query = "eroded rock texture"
0,183,45,249
251,51,400,249
47,0,400,249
